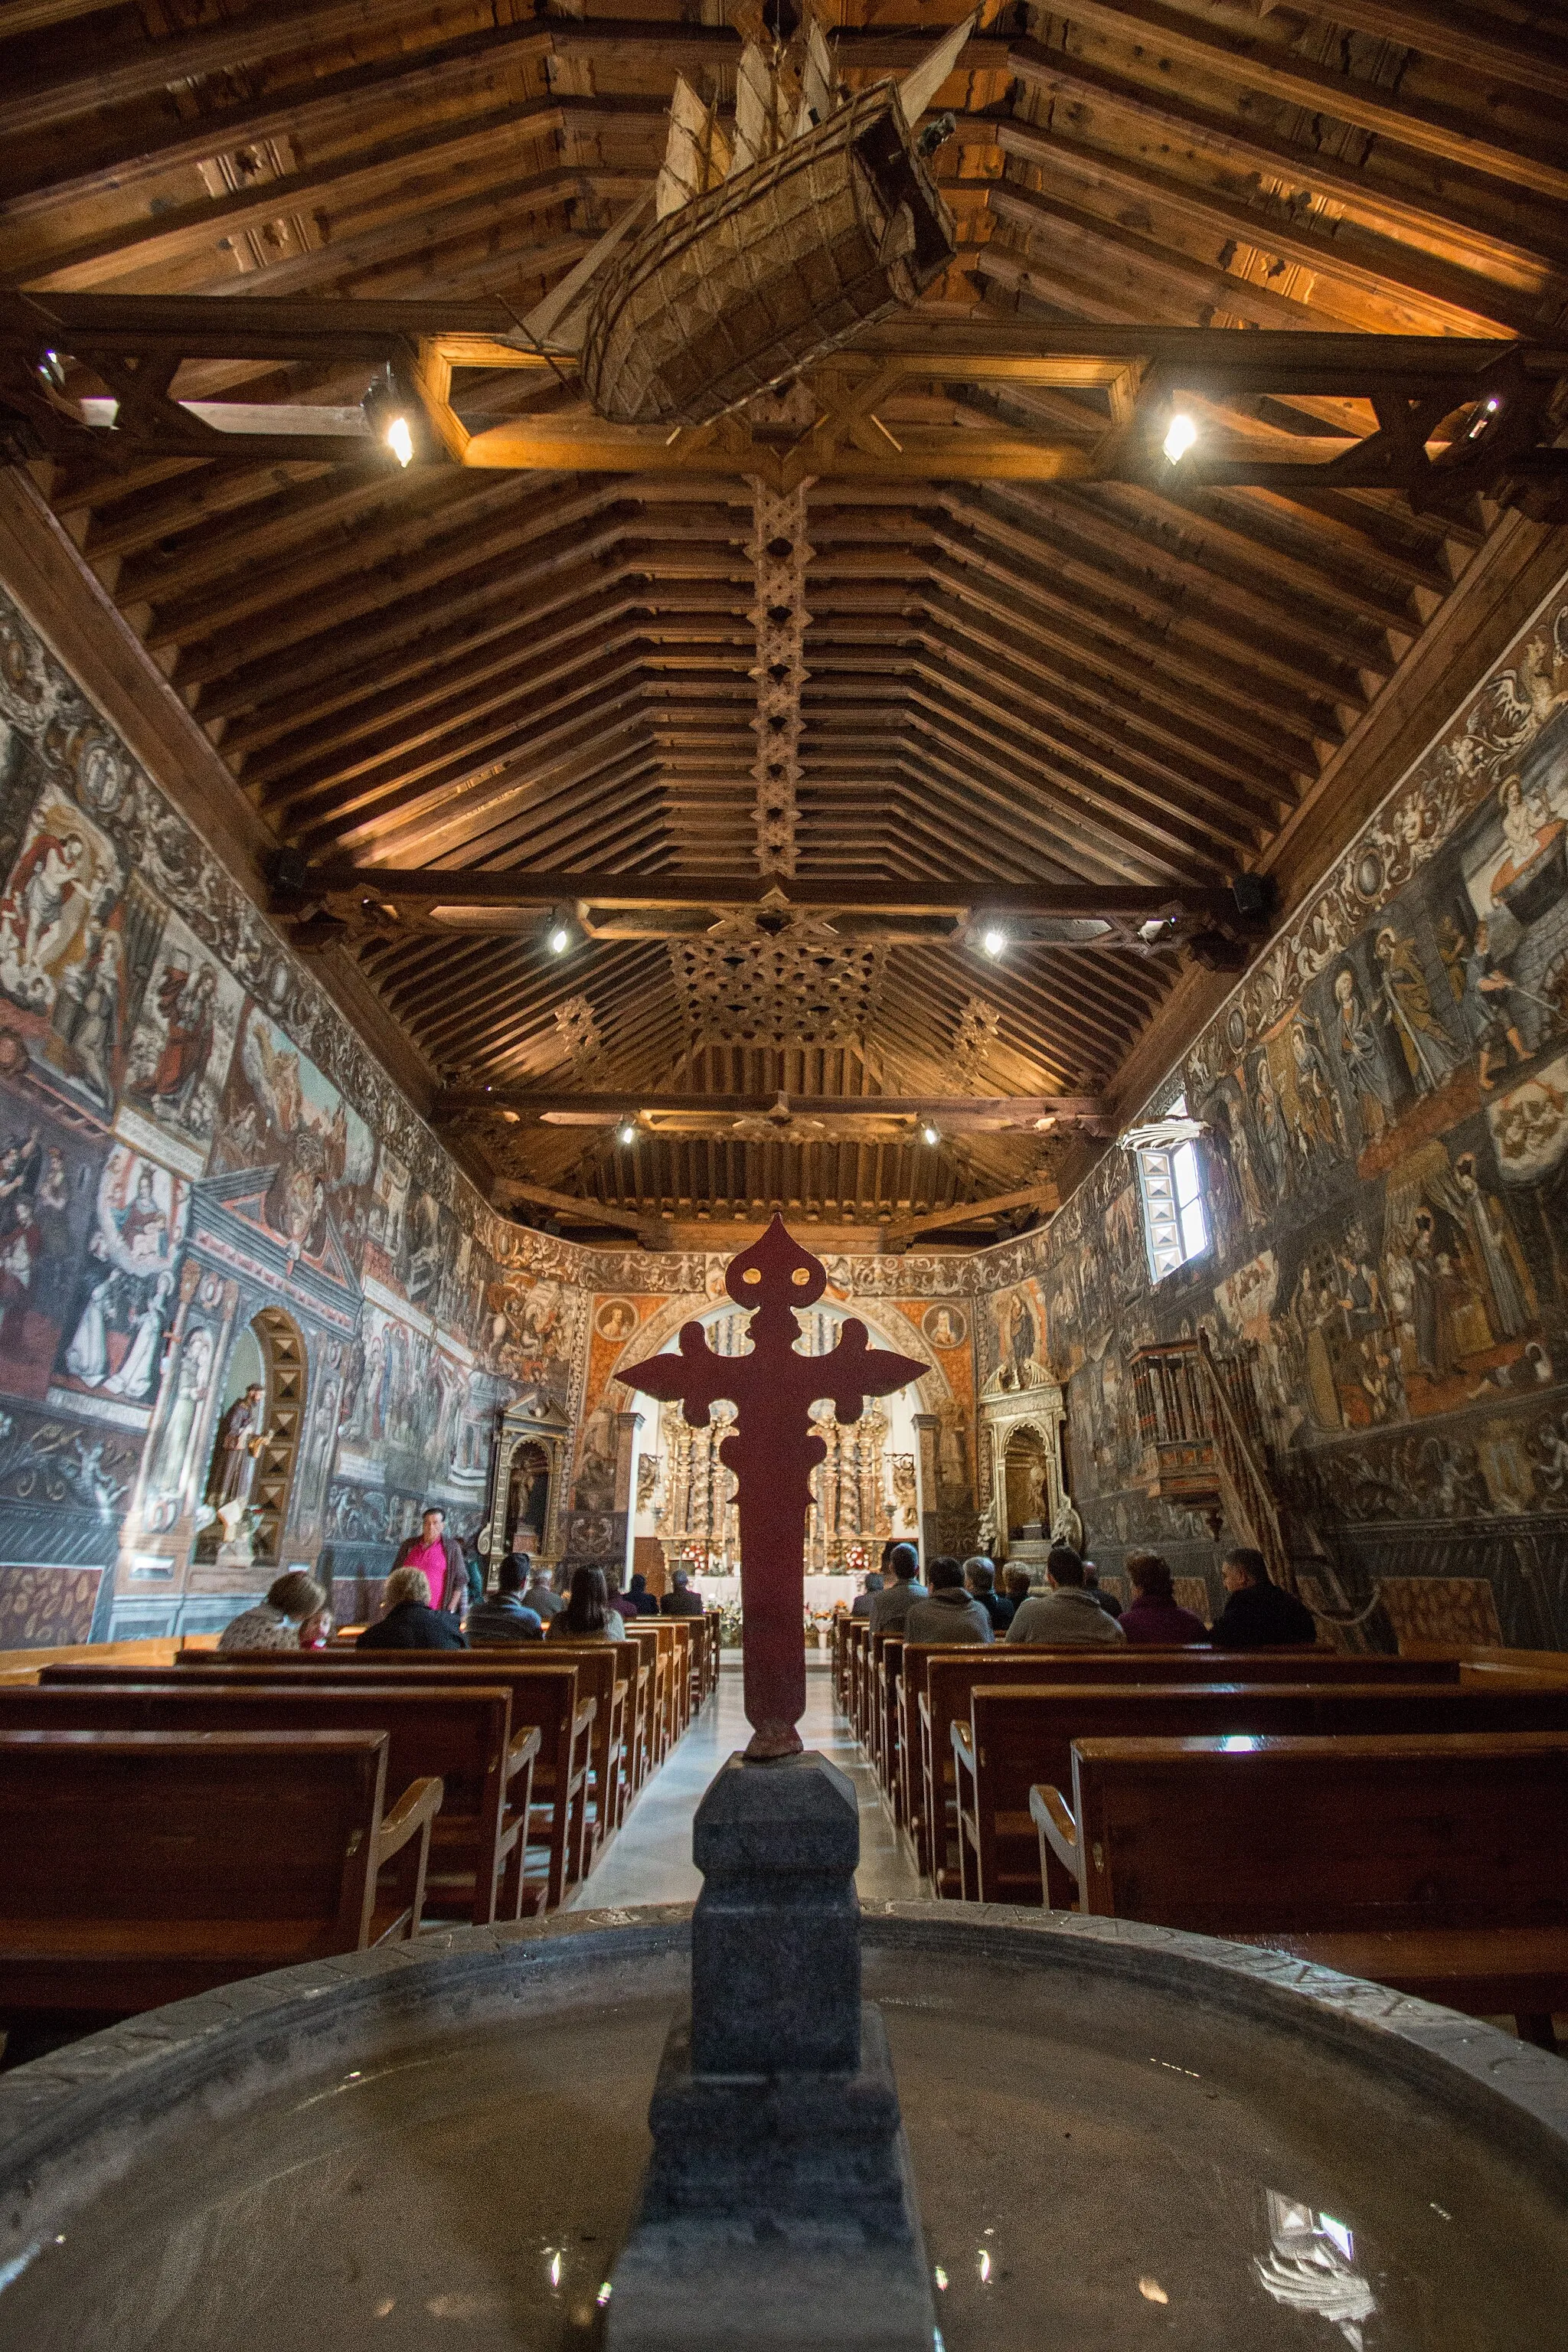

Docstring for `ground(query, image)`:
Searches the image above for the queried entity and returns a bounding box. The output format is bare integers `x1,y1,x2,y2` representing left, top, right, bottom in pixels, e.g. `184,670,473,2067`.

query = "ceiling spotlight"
545,909,572,956
616,1120,639,1147
361,368,416,466
981,926,1007,959
1163,411,1197,464
920,1120,942,1147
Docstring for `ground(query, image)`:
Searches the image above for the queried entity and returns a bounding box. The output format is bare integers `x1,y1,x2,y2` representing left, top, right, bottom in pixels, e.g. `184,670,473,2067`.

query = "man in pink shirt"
390,1504,466,1615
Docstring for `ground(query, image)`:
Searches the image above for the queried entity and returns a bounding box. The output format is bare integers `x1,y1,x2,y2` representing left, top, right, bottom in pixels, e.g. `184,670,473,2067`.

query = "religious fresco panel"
0,583,598,1641
969,577,1568,1639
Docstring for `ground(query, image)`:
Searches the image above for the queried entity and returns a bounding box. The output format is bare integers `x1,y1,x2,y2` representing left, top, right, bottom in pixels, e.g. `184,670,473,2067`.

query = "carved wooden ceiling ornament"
668,891,887,1050
748,477,812,878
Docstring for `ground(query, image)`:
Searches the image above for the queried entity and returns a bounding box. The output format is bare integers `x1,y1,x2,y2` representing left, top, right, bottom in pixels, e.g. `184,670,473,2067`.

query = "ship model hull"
580,85,958,430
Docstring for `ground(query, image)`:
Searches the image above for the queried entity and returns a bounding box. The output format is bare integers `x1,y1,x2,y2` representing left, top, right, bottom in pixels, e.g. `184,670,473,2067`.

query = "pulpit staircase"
1129,1332,1345,1616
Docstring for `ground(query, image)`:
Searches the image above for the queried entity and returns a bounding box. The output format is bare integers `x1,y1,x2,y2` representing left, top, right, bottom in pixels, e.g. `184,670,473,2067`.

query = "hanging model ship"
508,5,975,429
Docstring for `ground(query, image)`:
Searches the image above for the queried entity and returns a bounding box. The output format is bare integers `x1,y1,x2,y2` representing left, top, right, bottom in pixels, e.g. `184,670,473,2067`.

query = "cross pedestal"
605,1752,936,2352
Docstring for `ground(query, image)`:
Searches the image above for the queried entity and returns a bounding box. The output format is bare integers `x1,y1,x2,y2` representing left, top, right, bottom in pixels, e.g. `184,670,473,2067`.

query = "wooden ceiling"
2,0,1566,1244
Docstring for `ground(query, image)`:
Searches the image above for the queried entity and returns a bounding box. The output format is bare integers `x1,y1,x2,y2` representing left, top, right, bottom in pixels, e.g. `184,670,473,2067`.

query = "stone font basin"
2,1905,1565,2350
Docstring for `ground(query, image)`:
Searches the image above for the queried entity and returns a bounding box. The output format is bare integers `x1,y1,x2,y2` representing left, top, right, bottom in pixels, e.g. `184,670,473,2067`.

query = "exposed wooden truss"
2,0,1566,1236
5,297,1565,508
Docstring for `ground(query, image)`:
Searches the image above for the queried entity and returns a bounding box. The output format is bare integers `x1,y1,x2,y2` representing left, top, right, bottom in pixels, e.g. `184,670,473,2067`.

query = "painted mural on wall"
0,586,593,1640
972,580,1568,1642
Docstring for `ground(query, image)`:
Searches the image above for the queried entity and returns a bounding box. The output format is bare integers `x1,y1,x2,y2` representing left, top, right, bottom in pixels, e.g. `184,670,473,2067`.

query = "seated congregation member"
626,1571,659,1617
523,1561,565,1620
358,1565,468,1651
851,1573,885,1621
1208,1546,1317,1649
466,1553,544,1645
298,1599,334,1650
660,1566,704,1618
218,1570,328,1652
1119,1551,1207,1646
1007,1546,1126,1646
965,1556,1012,1630
867,1541,926,1632
1083,1563,1122,1620
550,1564,627,1642
1002,1566,1034,1617
390,1504,467,1616
903,1557,992,1645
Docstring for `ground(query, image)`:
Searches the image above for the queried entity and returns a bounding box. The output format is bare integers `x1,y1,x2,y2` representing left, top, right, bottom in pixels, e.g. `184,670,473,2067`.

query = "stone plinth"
606,1753,936,2352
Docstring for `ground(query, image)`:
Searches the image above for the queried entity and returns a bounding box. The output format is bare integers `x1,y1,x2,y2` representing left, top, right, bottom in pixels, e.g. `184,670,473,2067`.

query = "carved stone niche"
978,1380,1067,1570
478,1396,572,1579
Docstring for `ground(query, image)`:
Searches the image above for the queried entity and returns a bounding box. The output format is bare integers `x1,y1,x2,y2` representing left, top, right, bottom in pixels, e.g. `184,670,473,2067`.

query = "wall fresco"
961,576,1568,1639
0,584,596,1642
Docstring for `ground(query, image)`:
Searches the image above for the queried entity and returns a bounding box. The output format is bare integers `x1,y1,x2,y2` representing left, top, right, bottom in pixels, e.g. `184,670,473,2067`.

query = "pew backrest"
1062,1729,1568,1932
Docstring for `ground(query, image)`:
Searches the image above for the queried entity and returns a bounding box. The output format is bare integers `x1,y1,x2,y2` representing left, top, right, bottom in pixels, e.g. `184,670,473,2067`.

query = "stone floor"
573,1655,924,1909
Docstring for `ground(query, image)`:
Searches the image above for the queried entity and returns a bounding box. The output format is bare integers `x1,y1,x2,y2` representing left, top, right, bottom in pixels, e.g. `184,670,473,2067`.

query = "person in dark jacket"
1083,1563,1122,1620
851,1573,886,1620
358,1565,468,1651
1119,1551,1207,1646
1001,1566,1034,1616
1208,1546,1317,1648
903,1557,992,1645
963,1556,1012,1630
660,1567,704,1617
466,1553,544,1645
626,1572,659,1617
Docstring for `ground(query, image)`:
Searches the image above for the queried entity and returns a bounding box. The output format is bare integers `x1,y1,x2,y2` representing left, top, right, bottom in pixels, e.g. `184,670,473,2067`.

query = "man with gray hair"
963,1555,1012,1632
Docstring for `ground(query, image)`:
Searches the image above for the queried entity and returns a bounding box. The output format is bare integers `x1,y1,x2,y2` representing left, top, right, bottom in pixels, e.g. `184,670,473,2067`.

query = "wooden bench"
625,1623,674,1765
959,1677,1568,1906
1032,1730,1568,2046
52,1655,594,1913
2,1681,535,1926
0,1728,440,2021
906,1645,1462,1891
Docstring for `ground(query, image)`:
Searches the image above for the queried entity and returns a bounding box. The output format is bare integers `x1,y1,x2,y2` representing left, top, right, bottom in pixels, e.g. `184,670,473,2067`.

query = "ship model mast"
506,5,976,429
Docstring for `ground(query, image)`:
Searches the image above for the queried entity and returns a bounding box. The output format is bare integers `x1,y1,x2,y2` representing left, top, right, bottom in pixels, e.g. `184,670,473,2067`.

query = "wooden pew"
626,1623,674,1764
958,1678,1568,1906
0,1728,440,2021
1032,1730,1568,2046
51,1655,594,1913
906,1645,1462,1892
2,1681,535,1926
538,1643,628,1853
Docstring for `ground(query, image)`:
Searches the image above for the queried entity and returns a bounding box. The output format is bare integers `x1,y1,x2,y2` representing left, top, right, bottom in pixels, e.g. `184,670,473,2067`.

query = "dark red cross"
625,1216,925,1757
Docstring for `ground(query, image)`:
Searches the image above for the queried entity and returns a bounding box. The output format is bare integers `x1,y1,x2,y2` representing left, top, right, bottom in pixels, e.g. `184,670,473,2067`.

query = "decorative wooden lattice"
748,479,811,877
668,895,886,1047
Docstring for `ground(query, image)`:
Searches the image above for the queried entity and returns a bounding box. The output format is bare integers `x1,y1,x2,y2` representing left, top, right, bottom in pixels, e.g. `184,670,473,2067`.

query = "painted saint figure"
1452,1152,1534,1341
1374,928,1464,1096
145,964,217,1119
1458,919,1530,1091
1333,968,1393,1147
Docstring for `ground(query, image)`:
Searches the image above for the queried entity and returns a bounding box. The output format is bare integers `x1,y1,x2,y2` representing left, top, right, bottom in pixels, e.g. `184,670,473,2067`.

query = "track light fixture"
545,908,572,956
616,1120,639,1147
920,1120,941,1147
361,366,418,466
980,926,1007,959
1162,411,1197,464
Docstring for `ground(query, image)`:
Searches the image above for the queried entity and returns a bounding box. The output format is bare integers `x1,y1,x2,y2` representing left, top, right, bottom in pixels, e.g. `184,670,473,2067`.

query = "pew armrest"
1029,1782,1078,1872
377,1773,443,1866
951,1721,977,1782
506,1723,543,1783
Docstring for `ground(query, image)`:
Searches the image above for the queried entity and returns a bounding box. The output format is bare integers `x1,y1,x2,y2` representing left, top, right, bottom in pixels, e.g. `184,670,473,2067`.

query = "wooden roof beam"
487,1174,670,1246
884,1179,1059,1249
1012,0,1568,203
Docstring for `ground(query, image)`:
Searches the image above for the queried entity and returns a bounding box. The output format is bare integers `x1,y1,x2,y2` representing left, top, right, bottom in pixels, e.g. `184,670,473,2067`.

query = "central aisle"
573,1657,924,1909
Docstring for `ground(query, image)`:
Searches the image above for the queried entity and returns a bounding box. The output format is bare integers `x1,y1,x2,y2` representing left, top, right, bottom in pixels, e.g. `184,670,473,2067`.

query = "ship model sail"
510,9,975,430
